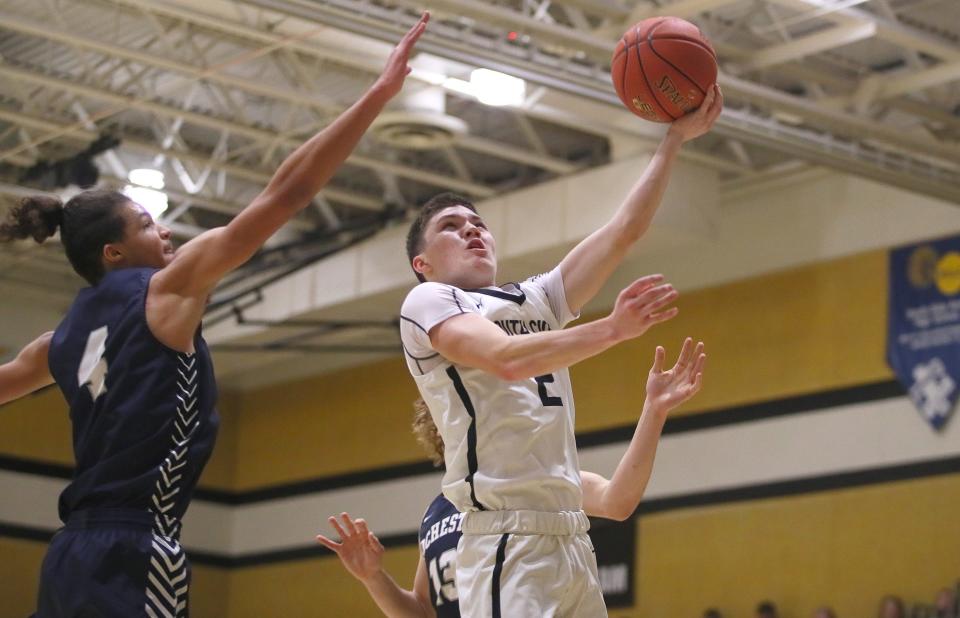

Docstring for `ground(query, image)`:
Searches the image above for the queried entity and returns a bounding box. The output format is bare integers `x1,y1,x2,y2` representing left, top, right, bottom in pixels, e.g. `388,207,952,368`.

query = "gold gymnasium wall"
217,248,956,617
0,388,238,617
231,249,889,487
3,248,958,617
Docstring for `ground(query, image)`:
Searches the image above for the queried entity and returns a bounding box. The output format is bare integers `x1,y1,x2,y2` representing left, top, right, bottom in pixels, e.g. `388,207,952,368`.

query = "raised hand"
646,337,705,412
316,513,386,582
667,83,723,142
373,11,430,100
607,274,680,342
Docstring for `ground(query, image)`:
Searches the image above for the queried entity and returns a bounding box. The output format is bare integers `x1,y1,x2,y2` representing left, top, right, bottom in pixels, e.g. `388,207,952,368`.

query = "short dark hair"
405,192,477,283
756,601,778,617
0,189,130,284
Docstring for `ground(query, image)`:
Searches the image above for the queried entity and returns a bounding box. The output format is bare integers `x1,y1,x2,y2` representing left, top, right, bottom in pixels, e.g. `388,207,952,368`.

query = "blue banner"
888,235,960,431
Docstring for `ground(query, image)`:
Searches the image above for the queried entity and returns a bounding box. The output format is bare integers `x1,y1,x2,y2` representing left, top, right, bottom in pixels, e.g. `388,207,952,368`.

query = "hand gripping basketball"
611,16,718,123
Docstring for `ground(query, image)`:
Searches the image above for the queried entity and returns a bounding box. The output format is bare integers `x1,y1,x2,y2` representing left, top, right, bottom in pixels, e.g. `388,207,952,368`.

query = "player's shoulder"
420,493,452,532
403,281,466,300
402,281,460,310
522,267,560,289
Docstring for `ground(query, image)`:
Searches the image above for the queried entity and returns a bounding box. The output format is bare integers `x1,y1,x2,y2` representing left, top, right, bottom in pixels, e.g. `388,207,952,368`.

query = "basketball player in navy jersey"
318,338,705,617
0,13,429,618
398,85,721,617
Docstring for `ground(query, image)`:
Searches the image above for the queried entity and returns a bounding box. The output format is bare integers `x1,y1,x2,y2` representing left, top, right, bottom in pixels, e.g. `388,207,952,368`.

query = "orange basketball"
611,17,717,123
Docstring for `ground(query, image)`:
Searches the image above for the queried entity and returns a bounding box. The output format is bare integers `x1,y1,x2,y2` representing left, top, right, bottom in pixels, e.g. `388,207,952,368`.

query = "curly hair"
412,397,444,467
0,190,130,284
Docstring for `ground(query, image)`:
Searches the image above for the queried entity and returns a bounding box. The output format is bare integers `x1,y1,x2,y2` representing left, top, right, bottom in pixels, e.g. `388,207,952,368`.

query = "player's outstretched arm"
0,332,54,406
155,12,430,298
581,338,706,521
317,513,433,618
558,85,723,314
431,275,678,381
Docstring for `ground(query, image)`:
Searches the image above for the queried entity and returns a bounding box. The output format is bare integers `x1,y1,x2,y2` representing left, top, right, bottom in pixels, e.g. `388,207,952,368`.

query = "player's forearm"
492,317,620,380
361,570,430,618
599,401,668,520
0,333,53,406
611,131,684,242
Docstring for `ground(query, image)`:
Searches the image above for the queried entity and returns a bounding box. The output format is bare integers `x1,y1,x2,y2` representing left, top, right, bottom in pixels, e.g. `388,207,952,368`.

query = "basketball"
611,17,718,123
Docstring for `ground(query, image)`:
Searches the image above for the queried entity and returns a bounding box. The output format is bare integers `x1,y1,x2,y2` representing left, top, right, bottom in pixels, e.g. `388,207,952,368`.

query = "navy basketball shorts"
35,509,191,618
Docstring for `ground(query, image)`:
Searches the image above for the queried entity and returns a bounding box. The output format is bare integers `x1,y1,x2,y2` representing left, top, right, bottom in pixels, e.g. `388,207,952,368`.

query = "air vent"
371,111,468,150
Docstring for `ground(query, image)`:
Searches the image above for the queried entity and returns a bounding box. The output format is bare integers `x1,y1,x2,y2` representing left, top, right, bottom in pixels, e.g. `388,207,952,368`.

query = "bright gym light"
123,185,168,220
127,168,165,190
469,69,526,107
124,169,168,219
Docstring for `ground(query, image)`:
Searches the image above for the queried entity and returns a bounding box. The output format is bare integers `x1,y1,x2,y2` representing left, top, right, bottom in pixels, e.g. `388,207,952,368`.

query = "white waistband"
462,510,590,536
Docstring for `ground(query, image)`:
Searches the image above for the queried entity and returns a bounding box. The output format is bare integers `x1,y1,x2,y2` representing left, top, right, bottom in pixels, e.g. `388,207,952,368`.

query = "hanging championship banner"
888,235,960,431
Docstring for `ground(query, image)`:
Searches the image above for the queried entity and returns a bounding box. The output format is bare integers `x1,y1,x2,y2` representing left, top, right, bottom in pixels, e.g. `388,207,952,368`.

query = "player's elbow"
605,502,635,522
478,345,529,381
489,355,539,381
490,361,524,382
601,494,639,521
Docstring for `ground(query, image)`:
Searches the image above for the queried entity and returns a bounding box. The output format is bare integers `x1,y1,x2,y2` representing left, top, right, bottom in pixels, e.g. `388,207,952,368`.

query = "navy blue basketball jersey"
48,267,219,533
419,494,464,618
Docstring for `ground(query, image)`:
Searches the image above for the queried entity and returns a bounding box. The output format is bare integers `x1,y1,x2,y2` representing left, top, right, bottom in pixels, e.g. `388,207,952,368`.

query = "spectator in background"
703,609,723,618
878,595,907,618
757,601,779,618
936,587,957,618
813,607,837,618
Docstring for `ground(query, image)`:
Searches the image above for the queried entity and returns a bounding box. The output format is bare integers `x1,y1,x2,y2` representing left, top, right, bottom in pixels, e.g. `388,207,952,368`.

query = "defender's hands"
646,337,706,414
316,513,386,582
373,12,430,100
667,84,723,143
606,274,679,343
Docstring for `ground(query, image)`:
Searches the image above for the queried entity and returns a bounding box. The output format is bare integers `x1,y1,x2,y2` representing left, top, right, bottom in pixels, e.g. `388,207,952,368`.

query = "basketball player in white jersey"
318,338,705,617
399,86,721,617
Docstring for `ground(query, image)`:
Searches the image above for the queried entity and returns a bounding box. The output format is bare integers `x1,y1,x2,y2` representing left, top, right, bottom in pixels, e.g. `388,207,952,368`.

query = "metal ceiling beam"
362,0,614,58
455,135,579,174
739,21,877,71
283,0,959,172
717,105,960,204
0,13,341,114
720,73,960,167
629,0,743,19
0,12,579,177
0,64,496,197
871,59,960,101
101,0,722,178
554,0,630,20
745,58,960,133
0,107,382,212
270,0,959,171
111,0,390,74
766,0,960,61
256,0,960,202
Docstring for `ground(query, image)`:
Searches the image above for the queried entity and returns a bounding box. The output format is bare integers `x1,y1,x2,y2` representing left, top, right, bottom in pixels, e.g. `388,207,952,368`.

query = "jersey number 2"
535,374,563,407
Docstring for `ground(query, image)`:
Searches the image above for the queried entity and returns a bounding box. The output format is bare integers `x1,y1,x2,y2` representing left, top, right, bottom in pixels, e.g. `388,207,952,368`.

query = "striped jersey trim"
446,366,486,511
145,352,199,618
491,533,510,618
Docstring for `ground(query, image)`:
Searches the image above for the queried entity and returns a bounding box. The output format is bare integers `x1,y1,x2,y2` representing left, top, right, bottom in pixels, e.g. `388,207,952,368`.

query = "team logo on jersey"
78,326,109,401
494,319,552,335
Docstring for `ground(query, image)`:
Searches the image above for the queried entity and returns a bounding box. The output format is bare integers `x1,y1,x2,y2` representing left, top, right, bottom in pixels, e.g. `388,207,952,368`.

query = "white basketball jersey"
400,267,582,513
